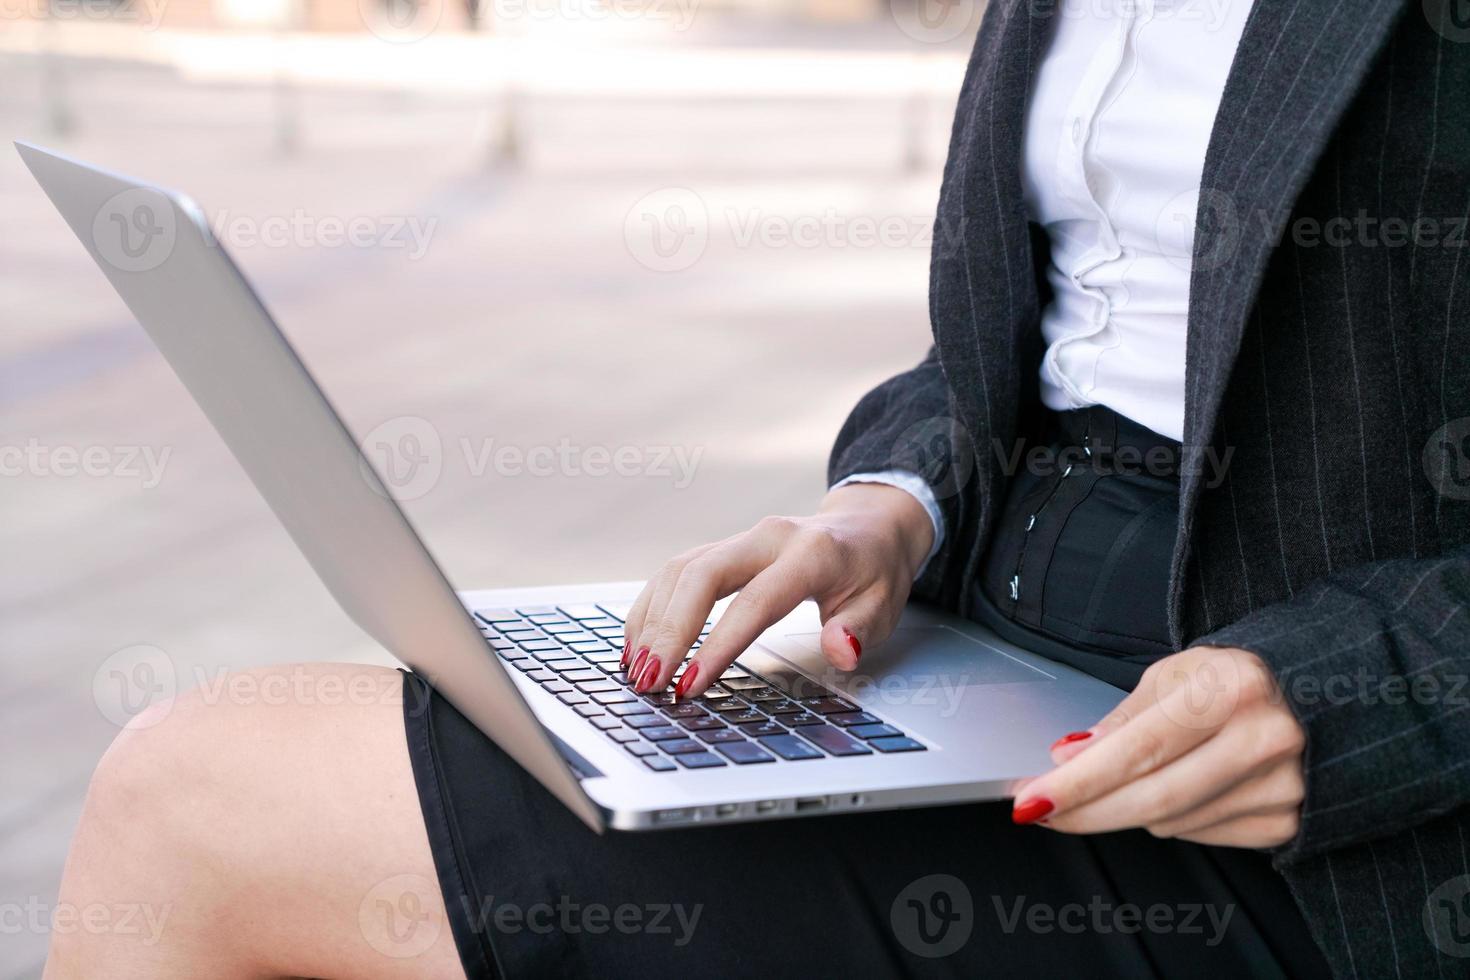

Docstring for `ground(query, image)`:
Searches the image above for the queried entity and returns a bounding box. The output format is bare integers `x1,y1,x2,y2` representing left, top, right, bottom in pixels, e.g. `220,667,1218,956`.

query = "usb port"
756,800,778,813
715,803,738,818
795,796,827,813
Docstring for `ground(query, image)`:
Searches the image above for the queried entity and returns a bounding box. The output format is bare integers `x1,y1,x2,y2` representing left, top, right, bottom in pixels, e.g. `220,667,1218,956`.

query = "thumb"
817,587,898,672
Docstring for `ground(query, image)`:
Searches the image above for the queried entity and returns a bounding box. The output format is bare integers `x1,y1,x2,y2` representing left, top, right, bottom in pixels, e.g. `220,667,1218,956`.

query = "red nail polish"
639,656,661,692
1012,798,1055,825
674,663,699,700
620,640,631,669
842,627,862,661
1050,731,1092,751
630,646,649,678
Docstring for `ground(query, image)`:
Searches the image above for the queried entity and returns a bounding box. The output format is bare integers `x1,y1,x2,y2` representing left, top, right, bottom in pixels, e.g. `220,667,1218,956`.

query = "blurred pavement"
0,17,967,975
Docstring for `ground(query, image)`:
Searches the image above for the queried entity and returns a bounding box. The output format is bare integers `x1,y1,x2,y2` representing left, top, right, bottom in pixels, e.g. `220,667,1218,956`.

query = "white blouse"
1023,0,1254,441
838,0,1253,565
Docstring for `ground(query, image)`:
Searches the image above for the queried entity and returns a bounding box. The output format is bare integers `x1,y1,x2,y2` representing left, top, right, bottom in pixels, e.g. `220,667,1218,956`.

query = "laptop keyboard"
474,603,927,772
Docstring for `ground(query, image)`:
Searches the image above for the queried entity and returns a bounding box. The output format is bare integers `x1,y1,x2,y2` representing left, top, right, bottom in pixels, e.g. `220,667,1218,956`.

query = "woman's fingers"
674,553,836,698
1142,758,1304,839
1011,683,1222,824
1174,808,1301,848
632,535,780,692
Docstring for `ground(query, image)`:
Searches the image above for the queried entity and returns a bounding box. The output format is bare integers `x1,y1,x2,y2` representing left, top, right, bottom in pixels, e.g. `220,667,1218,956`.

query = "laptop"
17,142,1125,832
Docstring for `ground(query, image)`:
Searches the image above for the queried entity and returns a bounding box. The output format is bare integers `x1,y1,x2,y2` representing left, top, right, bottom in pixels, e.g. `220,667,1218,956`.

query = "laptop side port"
756,800,778,814
795,796,827,813
715,803,739,818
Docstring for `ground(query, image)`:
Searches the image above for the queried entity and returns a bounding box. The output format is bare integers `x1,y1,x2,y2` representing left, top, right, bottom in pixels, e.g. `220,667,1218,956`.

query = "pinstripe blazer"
829,0,1470,974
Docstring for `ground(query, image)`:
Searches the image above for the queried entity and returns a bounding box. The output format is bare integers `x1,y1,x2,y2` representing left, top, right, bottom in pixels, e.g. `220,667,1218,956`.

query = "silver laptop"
17,142,1125,832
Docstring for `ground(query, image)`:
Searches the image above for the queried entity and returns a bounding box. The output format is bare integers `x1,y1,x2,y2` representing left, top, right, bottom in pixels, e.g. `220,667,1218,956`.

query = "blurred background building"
1,0,978,973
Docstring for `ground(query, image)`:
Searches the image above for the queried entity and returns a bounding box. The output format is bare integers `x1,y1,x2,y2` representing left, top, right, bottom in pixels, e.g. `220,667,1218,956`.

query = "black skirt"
403,407,1331,979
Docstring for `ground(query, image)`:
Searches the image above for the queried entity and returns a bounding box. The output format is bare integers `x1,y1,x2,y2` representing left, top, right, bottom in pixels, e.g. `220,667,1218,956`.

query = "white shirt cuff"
829,470,945,580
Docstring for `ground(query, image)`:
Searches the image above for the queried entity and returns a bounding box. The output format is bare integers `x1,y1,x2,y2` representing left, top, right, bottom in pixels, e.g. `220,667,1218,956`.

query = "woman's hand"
1011,646,1306,849
620,483,935,698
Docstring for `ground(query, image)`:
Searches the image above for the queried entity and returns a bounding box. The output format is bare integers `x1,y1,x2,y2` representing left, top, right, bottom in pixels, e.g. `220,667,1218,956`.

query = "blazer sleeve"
826,346,983,608
1198,544,1470,863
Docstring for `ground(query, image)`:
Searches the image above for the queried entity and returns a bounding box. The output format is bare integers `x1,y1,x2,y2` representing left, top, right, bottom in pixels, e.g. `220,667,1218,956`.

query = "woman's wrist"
819,482,935,581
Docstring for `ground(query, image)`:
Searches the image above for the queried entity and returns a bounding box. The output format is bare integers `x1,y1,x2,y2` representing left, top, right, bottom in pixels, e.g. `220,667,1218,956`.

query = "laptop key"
595,603,630,622
678,716,725,731
608,702,655,717
580,617,621,630
828,711,881,727
474,608,521,624
591,690,636,705
674,752,727,769
716,742,775,765
848,723,902,740
624,741,658,757
706,698,752,713
782,713,826,726
659,739,706,755
869,736,926,753
758,735,824,761
516,605,559,616
527,613,566,625
642,756,677,772
557,692,589,706
662,703,704,719
487,638,516,651
562,669,605,683
798,725,872,756
573,704,602,718
526,669,557,683
576,680,619,694
624,714,669,729
721,677,767,691
591,716,622,730
643,692,678,706
517,639,560,652
543,681,572,694
739,720,785,738
639,726,686,742
605,728,639,743
800,697,859,715
511,659,538,672
744,688,784,702
697,729,745,744
759,700,803,715
557,604,607,621
722,709,766,725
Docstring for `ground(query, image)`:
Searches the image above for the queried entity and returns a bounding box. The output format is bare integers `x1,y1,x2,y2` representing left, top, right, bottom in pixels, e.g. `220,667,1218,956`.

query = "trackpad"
778,626,1053,687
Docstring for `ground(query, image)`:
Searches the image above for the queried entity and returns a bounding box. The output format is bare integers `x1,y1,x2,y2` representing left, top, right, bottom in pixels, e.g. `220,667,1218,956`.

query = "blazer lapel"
1170,0,1410,640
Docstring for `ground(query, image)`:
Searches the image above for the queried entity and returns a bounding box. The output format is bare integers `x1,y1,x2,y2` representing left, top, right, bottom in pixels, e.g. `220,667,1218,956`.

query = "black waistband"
1044,405,1185,481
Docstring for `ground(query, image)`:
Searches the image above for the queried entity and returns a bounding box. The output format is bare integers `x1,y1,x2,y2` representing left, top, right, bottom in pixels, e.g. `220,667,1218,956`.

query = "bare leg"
43,663,465,980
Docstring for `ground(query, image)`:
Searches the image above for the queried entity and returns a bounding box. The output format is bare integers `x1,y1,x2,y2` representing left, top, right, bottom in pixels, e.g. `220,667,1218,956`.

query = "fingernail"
1012,798,1055,825
674,663,699,700
638,656,661,692
842,626,862,661
630,646,649,678
620,640,631,669
1050,731,1092,751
